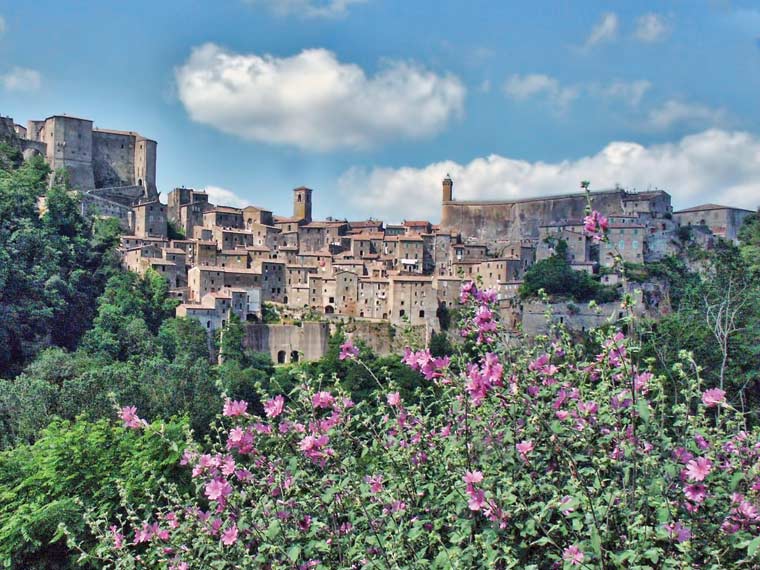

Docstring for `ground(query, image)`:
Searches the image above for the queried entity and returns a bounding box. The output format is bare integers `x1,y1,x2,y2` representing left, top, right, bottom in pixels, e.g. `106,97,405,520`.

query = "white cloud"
585,12,618,48
244,0,366,18
338,130,760,221
175,43,465,151
203,185,249,208
504,74,649,111
1,67,42,92
595,80,651,107
635,13,669,43
503,74,579,112
646,100,728,130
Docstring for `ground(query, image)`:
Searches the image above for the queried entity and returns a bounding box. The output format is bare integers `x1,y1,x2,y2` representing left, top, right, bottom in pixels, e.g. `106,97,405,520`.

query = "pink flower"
264,395,285,418
702,388,726,408
563,545,585,566
205,478,232,502
365,474,384,494
386,392,401,407
684,457,712,482
119,406,146,429
339,340,359,360
463,470,484,485
664,521,691,543
584,210,608,242
221,524,238,546
684,484,708,503
109,525,124,549
223,399,248,417
312,391,335,409
467,487,487,511
516,440,534,459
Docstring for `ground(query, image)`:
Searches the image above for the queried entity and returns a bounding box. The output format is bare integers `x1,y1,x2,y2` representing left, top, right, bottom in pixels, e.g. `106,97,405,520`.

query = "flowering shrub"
88,280,760,569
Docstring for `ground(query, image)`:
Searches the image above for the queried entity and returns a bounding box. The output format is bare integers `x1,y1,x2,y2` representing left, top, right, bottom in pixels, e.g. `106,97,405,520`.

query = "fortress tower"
293,186,313,223
442,174,453,202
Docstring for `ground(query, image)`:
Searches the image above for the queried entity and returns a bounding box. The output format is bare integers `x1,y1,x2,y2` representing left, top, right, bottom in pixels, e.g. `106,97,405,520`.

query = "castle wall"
92,131,136,189
441,190,628,242
243,322,329,363
47,116,95,189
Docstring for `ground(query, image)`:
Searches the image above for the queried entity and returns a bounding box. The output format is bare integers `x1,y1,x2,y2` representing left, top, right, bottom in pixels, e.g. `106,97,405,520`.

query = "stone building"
23,114,157,199
674,204,755,243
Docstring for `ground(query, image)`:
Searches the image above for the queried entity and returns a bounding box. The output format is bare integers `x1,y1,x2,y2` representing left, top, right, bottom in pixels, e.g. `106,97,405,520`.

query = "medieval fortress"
2,113,754,361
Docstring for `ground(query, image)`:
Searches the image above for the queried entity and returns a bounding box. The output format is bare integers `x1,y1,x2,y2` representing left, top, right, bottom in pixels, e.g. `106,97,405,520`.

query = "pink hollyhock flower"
119,406,146,429
584,210,608,242
264,395,285,418
664,521,691,542
223,399,248,417
386,392,401,407
339,340,359,360
684,484,708,503
516,440,534,459
702,388,726,408
312,391,335,409
109,525,124,549
563,544,585,566
205,478,232,501
463,470,484,485
466,487,487,511
460,280,477,303
365,474,384,494
684,457,712,482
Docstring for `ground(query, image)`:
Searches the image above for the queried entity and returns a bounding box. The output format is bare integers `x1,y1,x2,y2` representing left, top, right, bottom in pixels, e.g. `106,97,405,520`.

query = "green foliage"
640,242,760,422
0,147,118,377
262,302,281,324
429,330,453,357
166,220,185,240
520,241,618,303
0,417,189,569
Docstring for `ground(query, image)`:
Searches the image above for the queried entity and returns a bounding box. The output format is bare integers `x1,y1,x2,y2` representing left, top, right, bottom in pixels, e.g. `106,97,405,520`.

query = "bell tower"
293,186,313,222
442,174,453,202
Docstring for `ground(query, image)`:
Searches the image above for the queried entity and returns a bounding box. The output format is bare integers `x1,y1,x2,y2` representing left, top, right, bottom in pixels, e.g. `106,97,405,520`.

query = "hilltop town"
2,113,755,362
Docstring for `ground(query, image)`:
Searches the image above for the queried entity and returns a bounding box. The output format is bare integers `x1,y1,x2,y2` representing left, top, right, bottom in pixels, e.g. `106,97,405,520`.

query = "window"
618,240,625,250
400,309,405,317
419,310,425,318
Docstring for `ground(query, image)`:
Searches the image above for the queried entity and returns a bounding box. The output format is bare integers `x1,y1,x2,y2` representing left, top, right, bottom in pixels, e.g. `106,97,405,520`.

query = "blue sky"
1,0,759,221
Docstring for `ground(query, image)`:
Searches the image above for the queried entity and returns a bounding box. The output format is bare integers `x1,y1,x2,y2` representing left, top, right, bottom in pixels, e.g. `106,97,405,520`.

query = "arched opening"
382,313,387,319
246,314,259,322
290,351,299,363
138,178,143,187
324,305,334,314
399,309,405,317
277,350,286,364
284,296,288,304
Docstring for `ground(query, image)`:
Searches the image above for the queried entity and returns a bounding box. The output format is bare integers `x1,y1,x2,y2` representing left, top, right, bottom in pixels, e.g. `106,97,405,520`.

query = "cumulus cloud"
244,0,366,18
646,100,728,130
175,43,465,151
1,67,42,92
503,74,579,112
338,130,760,221
203,185,249,208
635,13,669,42
585,12,619,48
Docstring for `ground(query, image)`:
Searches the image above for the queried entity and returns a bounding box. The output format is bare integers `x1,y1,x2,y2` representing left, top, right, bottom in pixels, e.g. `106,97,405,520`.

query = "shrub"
87,282,760,569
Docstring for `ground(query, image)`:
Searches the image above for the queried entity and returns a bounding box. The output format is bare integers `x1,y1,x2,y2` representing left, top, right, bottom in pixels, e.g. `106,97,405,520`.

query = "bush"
0,417,189,569
89,282,760,569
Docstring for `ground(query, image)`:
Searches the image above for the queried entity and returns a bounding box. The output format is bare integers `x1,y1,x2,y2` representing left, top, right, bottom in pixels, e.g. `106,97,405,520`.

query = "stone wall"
441,189,629,243
243,322,329,363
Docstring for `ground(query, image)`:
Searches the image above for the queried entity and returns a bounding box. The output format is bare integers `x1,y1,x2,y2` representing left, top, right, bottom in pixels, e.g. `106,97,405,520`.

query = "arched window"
277,350,286,364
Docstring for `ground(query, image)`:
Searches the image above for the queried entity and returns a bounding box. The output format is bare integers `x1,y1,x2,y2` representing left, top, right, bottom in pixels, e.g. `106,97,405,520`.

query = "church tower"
293,186,313,222
442,174,453,202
